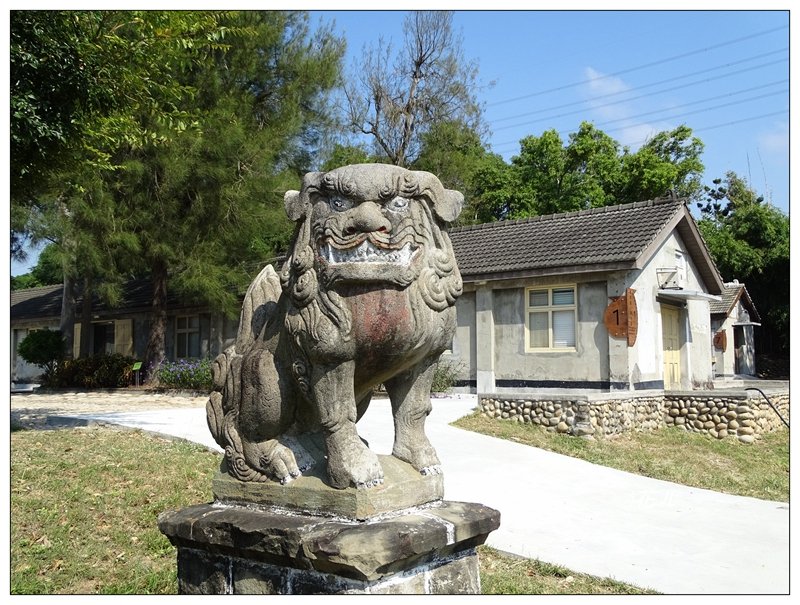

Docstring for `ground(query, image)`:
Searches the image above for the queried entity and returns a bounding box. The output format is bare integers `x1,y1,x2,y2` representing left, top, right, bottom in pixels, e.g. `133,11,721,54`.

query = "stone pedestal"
158,499,500,594
212,454,444,521
159,439,499,593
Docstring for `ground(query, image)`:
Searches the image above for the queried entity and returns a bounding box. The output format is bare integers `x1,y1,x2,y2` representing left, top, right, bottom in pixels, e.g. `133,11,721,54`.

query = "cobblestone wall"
478,391,789,443
663,393,790,443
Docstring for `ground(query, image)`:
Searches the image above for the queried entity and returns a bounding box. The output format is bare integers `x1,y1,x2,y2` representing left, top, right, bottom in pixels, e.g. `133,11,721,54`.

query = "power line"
487,49,788,125
487,25,788,107
620,111,790,150
492,79,788,133
492,88,787,149
490,109,788,155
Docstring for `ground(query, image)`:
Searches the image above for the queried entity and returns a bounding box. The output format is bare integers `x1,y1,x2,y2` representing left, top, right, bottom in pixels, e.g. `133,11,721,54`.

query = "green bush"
155,359,213,391
53,354,136,388
431,358,464,394
17,329,66,385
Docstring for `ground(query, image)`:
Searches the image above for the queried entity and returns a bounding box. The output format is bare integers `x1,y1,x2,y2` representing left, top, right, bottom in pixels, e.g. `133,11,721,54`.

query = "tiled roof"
450,197,685,279
9,284,63,320
10,279,207,321
709,281,760,322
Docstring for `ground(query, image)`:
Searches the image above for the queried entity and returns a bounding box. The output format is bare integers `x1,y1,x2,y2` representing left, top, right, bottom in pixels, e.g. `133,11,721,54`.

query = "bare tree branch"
343,10,483,167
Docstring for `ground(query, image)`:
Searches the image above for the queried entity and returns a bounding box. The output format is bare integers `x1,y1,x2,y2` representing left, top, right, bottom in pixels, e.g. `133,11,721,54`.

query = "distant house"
709,280,760,379
445,195,728,394
10,280,238,382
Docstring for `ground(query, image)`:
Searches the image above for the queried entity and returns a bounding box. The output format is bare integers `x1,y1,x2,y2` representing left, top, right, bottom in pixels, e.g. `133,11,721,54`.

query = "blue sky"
8,7,791,276
322,8,789,210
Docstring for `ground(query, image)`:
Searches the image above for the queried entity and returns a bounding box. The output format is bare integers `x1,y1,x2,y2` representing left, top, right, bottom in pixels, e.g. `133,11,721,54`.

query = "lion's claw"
355,477,384,489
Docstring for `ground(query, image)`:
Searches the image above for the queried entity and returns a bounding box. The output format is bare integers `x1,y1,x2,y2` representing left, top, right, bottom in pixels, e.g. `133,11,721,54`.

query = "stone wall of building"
478,390,789,443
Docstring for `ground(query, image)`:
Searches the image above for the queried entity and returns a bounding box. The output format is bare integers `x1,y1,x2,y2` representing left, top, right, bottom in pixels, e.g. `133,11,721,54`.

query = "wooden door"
661,305,682,389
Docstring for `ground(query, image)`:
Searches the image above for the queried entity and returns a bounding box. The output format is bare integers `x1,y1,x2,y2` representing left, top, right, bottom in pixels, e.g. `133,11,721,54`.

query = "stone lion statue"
206,164,463,490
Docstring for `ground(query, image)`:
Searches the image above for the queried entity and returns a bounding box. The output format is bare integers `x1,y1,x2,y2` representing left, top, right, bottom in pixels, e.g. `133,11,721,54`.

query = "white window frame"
175,315,201,359
525,285,578,352
674,250,687,285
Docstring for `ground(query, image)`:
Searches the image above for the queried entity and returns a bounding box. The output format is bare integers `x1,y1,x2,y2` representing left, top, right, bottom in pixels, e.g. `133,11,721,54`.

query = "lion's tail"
235,263,283,354
207,262,283,449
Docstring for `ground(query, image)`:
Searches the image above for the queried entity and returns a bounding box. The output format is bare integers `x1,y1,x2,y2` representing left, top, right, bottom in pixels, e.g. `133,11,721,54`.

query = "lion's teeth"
323,241,415,265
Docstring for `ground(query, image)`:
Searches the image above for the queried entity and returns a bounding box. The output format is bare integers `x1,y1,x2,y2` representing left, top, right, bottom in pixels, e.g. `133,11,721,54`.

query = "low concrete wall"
478,390,789,443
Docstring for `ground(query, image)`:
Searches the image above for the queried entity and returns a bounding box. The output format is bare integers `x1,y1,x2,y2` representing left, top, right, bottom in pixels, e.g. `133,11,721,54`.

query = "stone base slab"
158,500,500,594
213,453,443,521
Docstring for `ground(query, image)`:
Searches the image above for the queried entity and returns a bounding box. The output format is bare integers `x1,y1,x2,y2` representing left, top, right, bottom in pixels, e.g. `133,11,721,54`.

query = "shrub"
155,359,213,391
431,358,464,393
17,329,66,385
53,354,137,388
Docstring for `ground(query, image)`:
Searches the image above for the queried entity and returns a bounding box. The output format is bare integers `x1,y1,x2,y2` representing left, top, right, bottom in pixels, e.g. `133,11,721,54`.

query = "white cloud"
581,67,647,144
581,67,679,150
757,121,789,155
583,66,630,98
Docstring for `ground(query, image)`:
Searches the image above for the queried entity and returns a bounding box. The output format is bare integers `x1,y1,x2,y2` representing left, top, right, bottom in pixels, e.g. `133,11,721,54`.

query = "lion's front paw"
242,439,301,484
326,432,384,490
393,442,441,477
419,464,442,476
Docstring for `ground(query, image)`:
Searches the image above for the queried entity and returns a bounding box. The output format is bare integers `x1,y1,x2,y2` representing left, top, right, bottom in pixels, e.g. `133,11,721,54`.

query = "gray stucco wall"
449,290,476,385
490,281,608,386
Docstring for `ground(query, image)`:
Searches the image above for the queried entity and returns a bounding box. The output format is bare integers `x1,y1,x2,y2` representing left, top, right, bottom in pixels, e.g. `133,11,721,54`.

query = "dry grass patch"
453,413,789,502
478,546,657,595
11,427,220,594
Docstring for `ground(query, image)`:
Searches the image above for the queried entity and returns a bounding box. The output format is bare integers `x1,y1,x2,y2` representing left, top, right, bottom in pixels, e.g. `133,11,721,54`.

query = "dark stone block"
176,548,229,595
159,500,500,593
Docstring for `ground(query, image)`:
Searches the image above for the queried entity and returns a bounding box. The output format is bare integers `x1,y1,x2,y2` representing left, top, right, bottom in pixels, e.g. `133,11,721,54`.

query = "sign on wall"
713,330,727,352
604,288,638,346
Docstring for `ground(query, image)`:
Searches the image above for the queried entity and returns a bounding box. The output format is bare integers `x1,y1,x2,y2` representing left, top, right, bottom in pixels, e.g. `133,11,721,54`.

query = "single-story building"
445,194,727,394
709,280,761,379
10,280,240,382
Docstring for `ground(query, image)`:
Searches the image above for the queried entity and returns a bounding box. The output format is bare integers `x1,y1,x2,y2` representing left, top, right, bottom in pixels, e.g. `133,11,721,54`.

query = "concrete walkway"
41,393,788,594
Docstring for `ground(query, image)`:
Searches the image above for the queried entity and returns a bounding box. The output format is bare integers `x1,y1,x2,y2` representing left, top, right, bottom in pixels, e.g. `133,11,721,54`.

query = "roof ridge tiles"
450,196,686,234
10,283,62,293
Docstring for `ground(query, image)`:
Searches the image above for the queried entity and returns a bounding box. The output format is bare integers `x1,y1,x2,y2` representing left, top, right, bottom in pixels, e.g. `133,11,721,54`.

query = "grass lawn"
453,413,789,502
11,425,653,595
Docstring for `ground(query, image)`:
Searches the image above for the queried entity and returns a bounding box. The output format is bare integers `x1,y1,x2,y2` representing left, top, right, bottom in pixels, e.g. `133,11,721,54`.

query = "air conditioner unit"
656,267,682,289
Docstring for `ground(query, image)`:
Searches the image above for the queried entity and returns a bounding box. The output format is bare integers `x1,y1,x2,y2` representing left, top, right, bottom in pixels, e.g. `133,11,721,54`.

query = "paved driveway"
15,392,790,594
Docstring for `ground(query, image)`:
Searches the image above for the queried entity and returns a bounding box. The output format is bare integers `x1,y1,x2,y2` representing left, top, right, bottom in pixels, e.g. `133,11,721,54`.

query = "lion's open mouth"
320,240,418,266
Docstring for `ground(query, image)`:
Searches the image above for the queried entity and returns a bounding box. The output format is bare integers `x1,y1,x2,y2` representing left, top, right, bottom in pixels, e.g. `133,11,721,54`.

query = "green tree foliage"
412,120,512,224
10,243,64,290
321,143,374,172
12,11,345,372
503,123,705,219
17,329,66,383
619,125,705,204
74,11,344,370
344,11,484,167
697,172,789,355
10,11,236,257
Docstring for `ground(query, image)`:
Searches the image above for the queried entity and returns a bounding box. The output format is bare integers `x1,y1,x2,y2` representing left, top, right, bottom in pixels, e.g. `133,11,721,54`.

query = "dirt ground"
10,389,207,430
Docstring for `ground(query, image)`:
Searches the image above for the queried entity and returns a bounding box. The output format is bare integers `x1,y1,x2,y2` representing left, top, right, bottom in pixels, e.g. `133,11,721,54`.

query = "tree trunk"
59,273,76,360
144,260,168,383
79,275,93,358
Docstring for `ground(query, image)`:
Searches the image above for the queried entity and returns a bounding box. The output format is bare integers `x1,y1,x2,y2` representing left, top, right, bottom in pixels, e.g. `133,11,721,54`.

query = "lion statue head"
279,164,464,336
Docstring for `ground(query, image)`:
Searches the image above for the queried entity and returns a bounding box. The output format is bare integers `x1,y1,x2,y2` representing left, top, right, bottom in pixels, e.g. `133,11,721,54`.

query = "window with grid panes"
176,316,201,358
526,286,577,350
